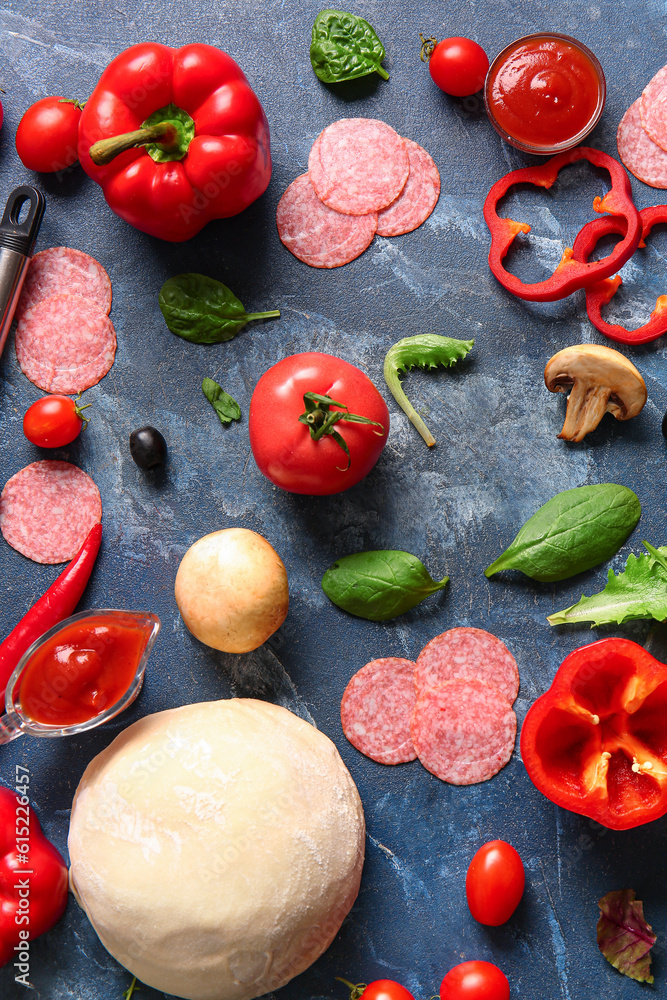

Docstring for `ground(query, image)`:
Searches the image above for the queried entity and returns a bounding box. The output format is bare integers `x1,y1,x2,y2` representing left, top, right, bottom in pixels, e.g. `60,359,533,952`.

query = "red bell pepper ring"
0,785,68,968
483,147,642,302
78,43,271,242
572,205,667,344
521,637,667,830
0,522,102,702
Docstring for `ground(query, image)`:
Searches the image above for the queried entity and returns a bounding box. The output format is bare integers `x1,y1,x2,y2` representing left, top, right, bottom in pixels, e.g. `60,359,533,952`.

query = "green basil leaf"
383,334,474,446
548,542,667,626
202,378,242,426
310,9,389,83
485,484,641,583
159,273,280,344
597,890,656,984
322,550,448,621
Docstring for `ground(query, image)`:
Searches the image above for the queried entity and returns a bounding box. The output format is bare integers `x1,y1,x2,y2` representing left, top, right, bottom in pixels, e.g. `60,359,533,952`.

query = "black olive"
662,410,667,440
129,426,167,469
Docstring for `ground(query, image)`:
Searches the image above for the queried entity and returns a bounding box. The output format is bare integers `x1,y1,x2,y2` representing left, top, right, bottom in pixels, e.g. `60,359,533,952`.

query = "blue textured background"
1,1,667,997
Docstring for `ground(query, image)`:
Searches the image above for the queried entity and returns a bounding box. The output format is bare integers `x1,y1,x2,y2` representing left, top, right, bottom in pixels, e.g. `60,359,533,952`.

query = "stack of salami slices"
277,118,440,268
617,67,667,188
14,247,115,394
341,628,519,786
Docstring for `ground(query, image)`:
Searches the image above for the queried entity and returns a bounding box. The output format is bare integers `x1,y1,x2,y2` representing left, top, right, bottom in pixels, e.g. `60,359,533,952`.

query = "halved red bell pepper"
521,637,667,830
483,147,642,302
572,205,667,344
78,42,271,242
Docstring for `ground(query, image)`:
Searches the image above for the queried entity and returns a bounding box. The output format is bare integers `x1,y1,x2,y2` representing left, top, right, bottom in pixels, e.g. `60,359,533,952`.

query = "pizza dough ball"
174,528,289,653
68,699,365,1000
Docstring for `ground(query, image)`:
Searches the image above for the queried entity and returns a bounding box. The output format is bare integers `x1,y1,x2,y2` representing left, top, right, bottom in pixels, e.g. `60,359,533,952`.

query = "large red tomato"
249,352,389,495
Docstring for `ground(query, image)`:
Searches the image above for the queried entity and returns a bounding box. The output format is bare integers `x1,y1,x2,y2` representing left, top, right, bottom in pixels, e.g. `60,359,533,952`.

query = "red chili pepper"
0,522,102,702
572,205,667,344
78,42,271,242
521,637,667,830
483,146,642,302
0,785,68,967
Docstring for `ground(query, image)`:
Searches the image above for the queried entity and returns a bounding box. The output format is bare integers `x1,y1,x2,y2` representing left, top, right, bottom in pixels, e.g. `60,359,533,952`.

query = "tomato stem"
335,977,367,1000
419,33,437,62
298,391,384,472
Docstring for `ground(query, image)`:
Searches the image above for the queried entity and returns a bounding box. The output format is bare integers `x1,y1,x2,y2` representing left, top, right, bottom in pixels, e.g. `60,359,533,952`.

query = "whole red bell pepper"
572,205,667,344
78,43,271,242
0,785,68,970
521,637,667,830
483,147,641,302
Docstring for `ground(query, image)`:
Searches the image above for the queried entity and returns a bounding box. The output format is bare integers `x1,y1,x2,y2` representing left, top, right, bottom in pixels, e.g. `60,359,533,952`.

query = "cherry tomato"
465,839,525,926
248,352,389,495
426,37,489,97
440,961,510,1000
23,395,88,448
16,96,82,173
359,982,415,1000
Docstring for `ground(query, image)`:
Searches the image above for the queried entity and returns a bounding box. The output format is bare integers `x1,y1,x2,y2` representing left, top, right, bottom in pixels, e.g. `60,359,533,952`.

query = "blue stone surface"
0,2,666,998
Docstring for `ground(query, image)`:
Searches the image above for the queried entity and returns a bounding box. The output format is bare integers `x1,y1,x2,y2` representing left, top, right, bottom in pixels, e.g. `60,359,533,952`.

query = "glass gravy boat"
0,609,160,744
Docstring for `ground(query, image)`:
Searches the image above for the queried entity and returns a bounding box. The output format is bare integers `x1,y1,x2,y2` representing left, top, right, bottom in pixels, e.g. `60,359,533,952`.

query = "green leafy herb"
310,9,389,83
484,484,641,583
383,334,474,446
548,541,667,626
322,550,448,621
597,889,656,984
159,274,280,344
202,378,242,427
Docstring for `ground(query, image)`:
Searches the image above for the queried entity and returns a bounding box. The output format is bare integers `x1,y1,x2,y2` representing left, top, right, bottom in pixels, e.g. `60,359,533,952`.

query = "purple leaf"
597,889,656,983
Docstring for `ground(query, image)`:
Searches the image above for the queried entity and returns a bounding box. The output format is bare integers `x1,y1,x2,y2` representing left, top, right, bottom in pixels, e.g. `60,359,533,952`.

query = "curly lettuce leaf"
597,889,656,983
548,542,667,627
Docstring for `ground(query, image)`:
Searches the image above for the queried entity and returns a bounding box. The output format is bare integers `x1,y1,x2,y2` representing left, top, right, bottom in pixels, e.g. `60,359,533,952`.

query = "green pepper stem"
89,121,181,166
383,355,436,447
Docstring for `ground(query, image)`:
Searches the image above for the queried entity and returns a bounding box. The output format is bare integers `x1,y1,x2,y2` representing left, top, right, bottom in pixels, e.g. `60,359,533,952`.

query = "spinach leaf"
548,541,667,626
322,550,448,621
159,274,280,344
310,9,389,83
597,890,656,984
383,334,473,446
485,484,641,583
202,378,241,427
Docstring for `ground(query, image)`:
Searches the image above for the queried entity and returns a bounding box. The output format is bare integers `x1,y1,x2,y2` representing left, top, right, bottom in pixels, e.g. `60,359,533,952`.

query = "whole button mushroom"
544,344,647,442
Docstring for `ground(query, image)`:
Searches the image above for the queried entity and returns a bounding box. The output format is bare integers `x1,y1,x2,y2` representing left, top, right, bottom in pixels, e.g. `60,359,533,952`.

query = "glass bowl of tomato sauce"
0,609,160,744
484,32,606,154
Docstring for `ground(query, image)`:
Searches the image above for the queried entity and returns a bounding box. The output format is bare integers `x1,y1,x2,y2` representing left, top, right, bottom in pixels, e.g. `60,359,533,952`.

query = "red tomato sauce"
486,35,604,149
17,616,146,726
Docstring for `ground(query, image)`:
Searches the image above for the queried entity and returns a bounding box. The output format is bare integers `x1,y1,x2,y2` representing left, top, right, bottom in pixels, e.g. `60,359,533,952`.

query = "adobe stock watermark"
13,765,32,988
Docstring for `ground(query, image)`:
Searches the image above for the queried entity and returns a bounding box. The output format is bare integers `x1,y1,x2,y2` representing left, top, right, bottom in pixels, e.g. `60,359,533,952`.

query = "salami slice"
617,99,667,188
341,657,417,764
15,293,117,394
411,679,516,785
376,139,441,237
640,65,667,153
0,460,102,564
17,247,112,322
309,118,410,216
277,174,377,268
415,627,519,704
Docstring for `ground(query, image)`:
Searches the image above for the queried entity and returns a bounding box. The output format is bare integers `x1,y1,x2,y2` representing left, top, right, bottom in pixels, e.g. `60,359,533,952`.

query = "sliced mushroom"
544,344,647,442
